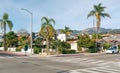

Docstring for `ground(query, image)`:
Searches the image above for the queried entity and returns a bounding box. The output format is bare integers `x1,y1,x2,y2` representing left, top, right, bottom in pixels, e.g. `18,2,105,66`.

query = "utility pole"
21,8,33,54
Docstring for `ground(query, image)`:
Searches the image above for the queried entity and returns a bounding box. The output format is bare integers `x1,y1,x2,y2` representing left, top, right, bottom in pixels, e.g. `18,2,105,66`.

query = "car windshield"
108,47,117,50
108,48,114,50
112,46,117,48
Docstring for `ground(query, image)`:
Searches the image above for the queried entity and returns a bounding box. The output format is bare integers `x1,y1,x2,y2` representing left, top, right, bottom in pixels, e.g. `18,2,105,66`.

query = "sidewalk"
49,52,105,57
83,53,103,56
0,51,27,56
0,51,105,57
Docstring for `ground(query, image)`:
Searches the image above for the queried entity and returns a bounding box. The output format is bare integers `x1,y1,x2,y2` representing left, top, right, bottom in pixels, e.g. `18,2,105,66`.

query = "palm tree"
0,13,13,51
87,3,110,52
39,16,55,55
87,3,111,33
60,26,72,36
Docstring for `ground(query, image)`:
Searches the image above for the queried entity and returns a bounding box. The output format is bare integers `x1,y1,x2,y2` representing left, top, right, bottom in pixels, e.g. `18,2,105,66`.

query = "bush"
69,50,76,54
118,45,120,50
103,42,110,50
16,46,22,51
16,48,21,51
62,49,67,54
88,47,99,53
33,47,41,54
62,49,76,54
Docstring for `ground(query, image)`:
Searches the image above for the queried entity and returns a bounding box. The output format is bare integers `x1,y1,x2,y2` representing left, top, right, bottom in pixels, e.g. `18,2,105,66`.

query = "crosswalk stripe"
70,66,120,73
90,67,120,73
69,70,81,73
90,60,105,64
79,69,101,73
98,67,120,72
49,56,120,67
98,61,114,66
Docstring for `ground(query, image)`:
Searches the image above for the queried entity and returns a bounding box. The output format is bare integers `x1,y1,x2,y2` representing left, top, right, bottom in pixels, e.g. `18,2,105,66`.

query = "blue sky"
0,0,120,33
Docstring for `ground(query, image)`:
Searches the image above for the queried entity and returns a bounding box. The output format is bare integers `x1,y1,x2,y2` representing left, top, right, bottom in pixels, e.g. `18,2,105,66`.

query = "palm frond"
60,29,65,33
87,10,95,18
100,13,111,18
40,16,56,40
6,20,13,31
49,18,55,25
41,16,49,23
47,25,55,39
3,13,8,20
0,20,4,30
98,3,102,7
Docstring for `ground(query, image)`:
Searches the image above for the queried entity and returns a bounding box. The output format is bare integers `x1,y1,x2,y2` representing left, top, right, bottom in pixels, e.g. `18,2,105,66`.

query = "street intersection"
0,53,120,73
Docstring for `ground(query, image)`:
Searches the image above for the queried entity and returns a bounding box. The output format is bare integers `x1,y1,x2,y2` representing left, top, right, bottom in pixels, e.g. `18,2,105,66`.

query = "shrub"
69,50,76,54
16,46,22,51
33,47,41,54
62,49,76,54
16,48,21,51
62,49,67,54
118,45,120,50
103,42,110,50
88,46,99,53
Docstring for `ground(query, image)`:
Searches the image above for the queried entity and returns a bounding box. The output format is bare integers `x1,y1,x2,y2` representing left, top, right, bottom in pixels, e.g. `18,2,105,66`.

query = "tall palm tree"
39,16,55,55
0,13,13,51
87,3,110,52
87,3,111,33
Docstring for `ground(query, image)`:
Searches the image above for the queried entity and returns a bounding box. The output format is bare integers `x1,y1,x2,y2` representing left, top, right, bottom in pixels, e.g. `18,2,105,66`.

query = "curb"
0,52,27,56
52,54,84,57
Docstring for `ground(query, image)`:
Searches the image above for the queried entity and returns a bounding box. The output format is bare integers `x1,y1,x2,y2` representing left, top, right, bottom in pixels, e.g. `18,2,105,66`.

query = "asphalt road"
0,53,120,73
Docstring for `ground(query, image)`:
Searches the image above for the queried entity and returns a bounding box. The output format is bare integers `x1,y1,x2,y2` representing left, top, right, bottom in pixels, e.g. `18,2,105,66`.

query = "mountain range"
57,27,120,35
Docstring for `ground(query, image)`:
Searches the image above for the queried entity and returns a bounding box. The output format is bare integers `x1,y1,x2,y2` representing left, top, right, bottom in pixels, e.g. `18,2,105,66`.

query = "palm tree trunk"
46,38,49,55
96,19,100,52
4,24,7,51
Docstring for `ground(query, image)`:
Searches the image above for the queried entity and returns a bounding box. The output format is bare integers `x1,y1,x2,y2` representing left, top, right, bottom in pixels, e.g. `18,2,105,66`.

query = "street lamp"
21,8,33,54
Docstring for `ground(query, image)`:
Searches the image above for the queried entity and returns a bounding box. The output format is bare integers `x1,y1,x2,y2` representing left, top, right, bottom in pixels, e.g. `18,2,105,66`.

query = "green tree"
92,34,103,39
103,42,110,50
6,31,18,48
0,13,13,51
34,37,43,46
39,16,55,55
57,41,70,54
77,34,96,52
77,34,94,48
18,36,29,49
50,40,58,49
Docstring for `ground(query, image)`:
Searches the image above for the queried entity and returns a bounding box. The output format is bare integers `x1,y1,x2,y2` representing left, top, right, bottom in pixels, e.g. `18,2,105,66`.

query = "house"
57,33,66,42
103,34,120,45
67,39,77,51
56,33,78,51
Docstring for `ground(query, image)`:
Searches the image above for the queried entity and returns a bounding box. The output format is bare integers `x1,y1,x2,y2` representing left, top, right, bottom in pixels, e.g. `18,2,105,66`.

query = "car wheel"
117,51,119,54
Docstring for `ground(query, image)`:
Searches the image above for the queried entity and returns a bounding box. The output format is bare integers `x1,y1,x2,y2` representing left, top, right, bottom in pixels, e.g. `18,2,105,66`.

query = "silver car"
105,46,119,54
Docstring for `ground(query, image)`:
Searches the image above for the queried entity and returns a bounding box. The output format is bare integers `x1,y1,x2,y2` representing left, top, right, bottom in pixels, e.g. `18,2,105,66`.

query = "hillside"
56,27,120,35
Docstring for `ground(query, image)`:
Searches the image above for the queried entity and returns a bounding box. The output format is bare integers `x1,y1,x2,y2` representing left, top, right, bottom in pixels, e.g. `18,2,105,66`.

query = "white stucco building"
67,39,78,51
57,33,66,42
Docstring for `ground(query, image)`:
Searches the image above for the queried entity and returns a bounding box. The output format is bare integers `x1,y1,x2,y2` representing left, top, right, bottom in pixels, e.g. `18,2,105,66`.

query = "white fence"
0,47,16,51
21,48,34,54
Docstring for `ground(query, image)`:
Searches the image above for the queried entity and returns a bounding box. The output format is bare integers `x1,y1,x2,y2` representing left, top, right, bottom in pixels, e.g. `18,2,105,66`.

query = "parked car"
105,46,119,54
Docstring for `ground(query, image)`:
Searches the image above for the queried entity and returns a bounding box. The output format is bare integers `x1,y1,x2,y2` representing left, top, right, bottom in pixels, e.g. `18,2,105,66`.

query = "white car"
105,46,119,54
